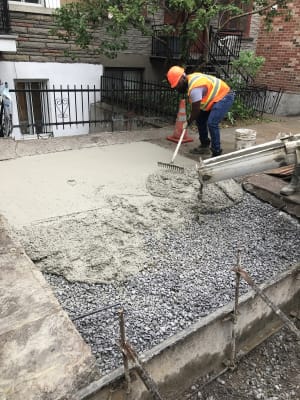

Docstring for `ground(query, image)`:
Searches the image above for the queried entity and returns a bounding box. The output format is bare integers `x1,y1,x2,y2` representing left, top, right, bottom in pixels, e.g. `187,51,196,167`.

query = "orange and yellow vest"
187,73,230,111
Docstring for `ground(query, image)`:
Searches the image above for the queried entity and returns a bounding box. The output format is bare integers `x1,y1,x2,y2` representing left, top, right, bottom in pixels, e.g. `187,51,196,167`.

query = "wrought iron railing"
0,0,10,34
8,79,282,135
209,29,242,62
151,25,242,66
101,75,181,119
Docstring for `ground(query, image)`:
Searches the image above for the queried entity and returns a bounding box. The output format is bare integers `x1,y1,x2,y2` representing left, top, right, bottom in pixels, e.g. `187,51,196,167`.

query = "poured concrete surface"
0,142,193,227
0,142,244,283
0,216,100,400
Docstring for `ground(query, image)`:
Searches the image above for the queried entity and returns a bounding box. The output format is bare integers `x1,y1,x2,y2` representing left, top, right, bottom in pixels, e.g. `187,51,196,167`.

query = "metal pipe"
197,134,300,184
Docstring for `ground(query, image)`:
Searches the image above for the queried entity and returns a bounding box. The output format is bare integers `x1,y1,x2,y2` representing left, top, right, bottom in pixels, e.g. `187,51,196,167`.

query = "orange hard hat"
167,66,185,88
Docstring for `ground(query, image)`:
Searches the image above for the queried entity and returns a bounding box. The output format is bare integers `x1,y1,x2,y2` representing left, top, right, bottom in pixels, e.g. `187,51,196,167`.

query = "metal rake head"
157,161,185,173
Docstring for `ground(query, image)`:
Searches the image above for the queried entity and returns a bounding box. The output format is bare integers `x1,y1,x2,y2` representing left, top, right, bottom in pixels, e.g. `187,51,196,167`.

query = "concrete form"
74,264,300,400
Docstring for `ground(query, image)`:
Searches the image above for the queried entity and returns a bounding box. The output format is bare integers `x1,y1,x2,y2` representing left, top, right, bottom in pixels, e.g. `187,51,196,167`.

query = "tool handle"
171,127,187,163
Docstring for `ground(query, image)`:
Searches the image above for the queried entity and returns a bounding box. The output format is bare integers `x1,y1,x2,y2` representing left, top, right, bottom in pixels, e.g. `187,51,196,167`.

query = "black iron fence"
8,77,282,135
10,84,104,135
235,86,283,117
0,0,10,34
209,29,242,63
101,75,181,119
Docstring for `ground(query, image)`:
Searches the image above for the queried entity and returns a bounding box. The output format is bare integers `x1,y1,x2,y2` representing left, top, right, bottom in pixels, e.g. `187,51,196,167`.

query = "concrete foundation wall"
275,92,300,116
75,264,300,400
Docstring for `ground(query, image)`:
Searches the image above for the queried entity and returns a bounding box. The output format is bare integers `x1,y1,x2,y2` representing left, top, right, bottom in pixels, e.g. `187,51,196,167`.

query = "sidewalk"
148,115,300,160
0,115,299,161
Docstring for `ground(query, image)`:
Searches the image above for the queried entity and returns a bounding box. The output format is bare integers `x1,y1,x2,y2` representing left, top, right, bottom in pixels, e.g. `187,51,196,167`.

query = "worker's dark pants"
196,91,235,154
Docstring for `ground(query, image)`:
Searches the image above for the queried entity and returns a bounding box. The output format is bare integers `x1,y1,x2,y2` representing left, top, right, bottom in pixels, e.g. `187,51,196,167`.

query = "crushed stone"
44,193,299,375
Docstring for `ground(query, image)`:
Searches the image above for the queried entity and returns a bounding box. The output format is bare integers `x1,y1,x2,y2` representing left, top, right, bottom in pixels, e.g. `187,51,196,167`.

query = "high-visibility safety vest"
187,73,230,111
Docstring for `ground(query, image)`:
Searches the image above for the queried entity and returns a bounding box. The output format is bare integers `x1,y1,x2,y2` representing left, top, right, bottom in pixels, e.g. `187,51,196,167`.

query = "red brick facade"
255,1,300,93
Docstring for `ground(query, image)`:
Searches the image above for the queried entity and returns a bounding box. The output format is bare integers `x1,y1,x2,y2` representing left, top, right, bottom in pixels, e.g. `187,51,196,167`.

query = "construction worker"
166,66,235,157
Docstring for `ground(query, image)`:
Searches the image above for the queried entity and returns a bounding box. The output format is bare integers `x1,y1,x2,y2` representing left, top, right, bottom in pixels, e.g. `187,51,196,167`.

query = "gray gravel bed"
44,193,300,375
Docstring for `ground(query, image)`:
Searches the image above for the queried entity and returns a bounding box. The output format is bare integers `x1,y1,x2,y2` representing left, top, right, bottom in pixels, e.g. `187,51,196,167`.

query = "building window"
15,81,51,135
13,0,41,3
9,1,61,7
104,68,143,91
104,68,143,82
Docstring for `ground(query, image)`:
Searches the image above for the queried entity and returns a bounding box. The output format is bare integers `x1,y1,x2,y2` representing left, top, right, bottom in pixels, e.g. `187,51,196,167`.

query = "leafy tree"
52,0,292,61
229,50,265,89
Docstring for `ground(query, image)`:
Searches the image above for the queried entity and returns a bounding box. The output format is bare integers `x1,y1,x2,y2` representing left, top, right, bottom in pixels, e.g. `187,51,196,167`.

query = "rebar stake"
230,249,241,369
122,342,165,400
232,266,300,341
118,308,131,394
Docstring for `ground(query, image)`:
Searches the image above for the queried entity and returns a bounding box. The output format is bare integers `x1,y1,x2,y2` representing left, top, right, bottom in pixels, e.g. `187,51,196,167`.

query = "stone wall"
1,9,155,63
255,1,300,93
1,10,100,63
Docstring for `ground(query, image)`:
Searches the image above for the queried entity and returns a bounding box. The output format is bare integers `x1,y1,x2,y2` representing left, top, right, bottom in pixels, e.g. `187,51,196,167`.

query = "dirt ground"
181,313,300,400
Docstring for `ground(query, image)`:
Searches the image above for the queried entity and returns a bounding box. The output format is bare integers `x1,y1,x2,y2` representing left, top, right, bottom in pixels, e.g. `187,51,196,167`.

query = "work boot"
280,165,300,196
211,149,223,157
189,142,210,155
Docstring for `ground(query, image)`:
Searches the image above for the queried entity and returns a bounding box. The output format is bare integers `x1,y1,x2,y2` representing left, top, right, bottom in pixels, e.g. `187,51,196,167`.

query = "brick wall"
255,0,300,93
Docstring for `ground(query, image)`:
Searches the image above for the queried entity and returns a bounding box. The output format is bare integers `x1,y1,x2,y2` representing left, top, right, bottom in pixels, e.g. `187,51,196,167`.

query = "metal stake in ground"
122,341,165,400
119,308,131,394
232,266,300,341
230,249,241,369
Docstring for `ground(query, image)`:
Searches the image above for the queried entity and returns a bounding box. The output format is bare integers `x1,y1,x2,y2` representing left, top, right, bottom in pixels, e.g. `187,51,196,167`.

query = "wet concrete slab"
0,142,194,228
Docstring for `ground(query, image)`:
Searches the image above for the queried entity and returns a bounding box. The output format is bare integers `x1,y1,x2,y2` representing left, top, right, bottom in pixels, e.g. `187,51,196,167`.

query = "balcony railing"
0,0,10,34
151,25,205,63
151,25,242,66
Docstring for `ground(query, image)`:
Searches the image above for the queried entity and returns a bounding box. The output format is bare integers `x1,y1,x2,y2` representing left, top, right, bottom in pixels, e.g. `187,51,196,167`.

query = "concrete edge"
74,264,300,400
0,214,101,400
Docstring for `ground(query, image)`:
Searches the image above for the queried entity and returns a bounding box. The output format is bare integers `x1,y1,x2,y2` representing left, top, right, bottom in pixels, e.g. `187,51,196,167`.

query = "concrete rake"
157,127,186,173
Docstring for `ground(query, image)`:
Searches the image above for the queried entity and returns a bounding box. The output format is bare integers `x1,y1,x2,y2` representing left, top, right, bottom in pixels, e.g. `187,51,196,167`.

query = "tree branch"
220,1,280,30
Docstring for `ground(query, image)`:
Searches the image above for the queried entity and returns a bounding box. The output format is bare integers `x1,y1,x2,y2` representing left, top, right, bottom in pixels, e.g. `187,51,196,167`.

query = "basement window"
103,68,144,91
9,0,61,8
10,0,42,4
15,80,52,136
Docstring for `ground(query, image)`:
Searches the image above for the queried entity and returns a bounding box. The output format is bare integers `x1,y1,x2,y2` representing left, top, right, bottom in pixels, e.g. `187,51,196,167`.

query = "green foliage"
226,51,265,124
52,0,158,58
231,51,265,79
52,0,290,60
229,51,265,90
227,98,257,124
